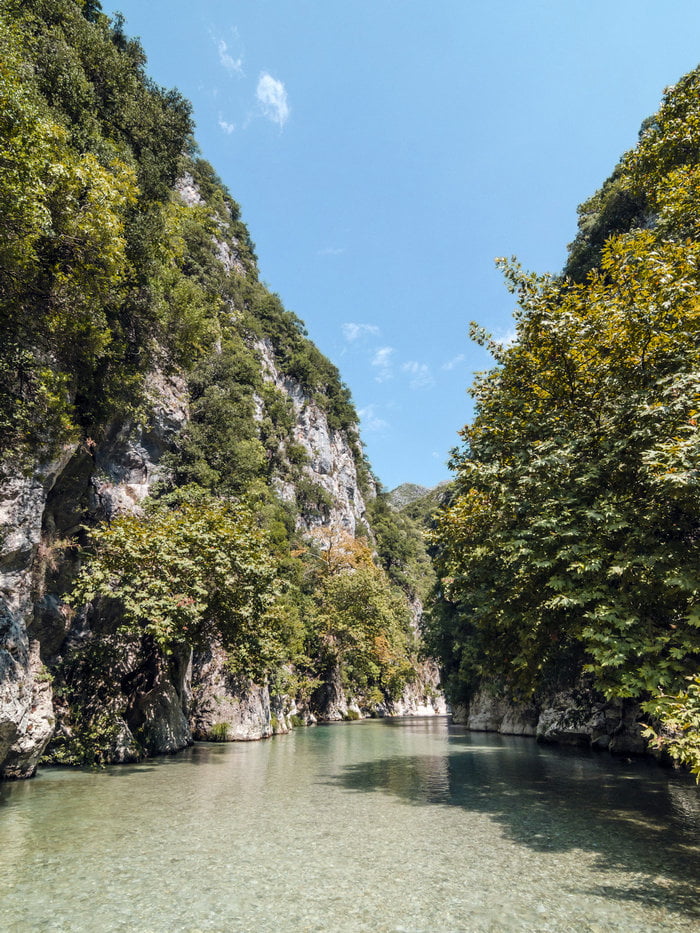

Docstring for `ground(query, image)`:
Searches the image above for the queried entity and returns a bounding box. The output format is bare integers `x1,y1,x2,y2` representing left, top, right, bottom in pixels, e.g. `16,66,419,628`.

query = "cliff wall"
0,178,443,776
0,2,444,779
453,685,647,757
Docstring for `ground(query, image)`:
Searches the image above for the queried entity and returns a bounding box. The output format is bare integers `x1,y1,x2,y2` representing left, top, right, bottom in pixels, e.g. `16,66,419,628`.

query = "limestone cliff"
0,370,193,775
0,1,444,779
255,338,370,535
0,340,368,775
0,170,444,776
452,685,647,757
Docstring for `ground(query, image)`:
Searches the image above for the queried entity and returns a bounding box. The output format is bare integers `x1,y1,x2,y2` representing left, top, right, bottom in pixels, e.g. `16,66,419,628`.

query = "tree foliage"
69,488,287,681
428,68,700,770
643,676,700,780
367,492,436,600
303,530,417,703
0,0,194,463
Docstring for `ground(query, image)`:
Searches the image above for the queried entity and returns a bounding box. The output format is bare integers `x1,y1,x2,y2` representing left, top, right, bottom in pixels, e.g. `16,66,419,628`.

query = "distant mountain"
387,483,431,510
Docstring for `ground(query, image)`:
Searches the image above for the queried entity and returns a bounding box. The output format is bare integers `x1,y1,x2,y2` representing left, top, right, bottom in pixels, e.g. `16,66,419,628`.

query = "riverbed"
1,716,698,932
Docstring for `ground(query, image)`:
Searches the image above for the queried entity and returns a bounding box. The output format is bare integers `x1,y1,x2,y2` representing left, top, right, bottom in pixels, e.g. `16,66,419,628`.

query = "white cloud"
218,114,236,134
358,405,389,433
371,346,395,382
217,38,243,75
402,361,434,389
441,353,465,371
318,246,346,256
257,73,290,128
342,322,380,342
494,327,518,348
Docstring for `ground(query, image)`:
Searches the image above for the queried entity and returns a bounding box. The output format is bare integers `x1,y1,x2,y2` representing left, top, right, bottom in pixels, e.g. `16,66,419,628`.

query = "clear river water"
0,716,698,932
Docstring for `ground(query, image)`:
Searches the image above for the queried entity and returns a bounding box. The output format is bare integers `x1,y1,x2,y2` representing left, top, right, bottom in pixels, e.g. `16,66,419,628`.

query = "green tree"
69,488,287,680
643,676,700,780
305,531,416,702
428,67,700,769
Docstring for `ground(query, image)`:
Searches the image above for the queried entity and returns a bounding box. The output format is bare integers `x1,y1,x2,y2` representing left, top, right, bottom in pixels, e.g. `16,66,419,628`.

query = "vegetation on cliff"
427,68,700,774
69,487,287,679
0,0,430,766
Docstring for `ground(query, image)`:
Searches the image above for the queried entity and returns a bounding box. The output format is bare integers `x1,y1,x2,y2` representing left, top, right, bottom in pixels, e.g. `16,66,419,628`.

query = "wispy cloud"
402,361,434,389
358,405,389,433
441,353,465,371
342,322,380,343
216,38,243,75
318,246,346,256
257,73,290,128
371,346,395,383
494,327,518,348
218,114,236,134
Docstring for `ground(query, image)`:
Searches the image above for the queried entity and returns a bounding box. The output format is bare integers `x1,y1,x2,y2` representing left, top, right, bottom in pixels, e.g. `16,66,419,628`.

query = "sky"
104,0,700,491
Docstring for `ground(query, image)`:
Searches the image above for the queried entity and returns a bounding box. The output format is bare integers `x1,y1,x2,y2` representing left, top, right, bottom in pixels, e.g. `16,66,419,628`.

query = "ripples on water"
0,717,698,932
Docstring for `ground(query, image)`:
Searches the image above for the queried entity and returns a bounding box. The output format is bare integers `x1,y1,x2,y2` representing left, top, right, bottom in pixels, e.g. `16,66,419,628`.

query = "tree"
304,531,416,702
69,488,287,680
428,66,700,770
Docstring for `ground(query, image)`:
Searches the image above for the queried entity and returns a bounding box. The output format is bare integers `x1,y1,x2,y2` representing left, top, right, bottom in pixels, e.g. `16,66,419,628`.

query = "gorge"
1,2,700,929
2,0,700,781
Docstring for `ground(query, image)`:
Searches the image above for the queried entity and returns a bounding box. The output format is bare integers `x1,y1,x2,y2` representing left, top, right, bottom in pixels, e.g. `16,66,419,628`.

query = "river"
0,716,698,932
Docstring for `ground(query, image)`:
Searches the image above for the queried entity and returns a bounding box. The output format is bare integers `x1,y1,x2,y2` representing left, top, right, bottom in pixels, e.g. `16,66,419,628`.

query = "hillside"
387,483,430,510
0,0,442,779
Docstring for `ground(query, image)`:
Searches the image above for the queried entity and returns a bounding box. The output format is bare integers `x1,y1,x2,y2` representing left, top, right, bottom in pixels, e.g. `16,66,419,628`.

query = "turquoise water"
0,717,698,932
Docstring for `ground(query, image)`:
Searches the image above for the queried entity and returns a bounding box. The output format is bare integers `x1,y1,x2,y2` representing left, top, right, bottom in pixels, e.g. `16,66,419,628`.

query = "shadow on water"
328,724,700,919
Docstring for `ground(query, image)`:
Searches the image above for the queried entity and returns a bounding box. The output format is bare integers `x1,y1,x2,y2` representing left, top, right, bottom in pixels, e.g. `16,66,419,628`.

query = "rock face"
0,640,55,779
0,370,197,776
0,343,410,778
310,658,447,722
256,339,370,534
453,684,647,756
180,339,377,742
387,483,430,510
387,661,448,717
0,449,76,778
189,646,273,742
0,172,443,779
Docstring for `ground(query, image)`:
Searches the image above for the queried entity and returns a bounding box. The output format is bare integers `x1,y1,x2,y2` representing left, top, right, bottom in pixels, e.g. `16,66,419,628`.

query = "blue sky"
104,0,700,491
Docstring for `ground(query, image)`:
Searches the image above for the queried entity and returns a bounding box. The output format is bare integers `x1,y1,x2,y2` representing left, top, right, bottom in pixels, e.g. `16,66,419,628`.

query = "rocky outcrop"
453,684,647,756
0,640,55,779
256,339,371,535
188,647,308,740
382,661,448,718
310,658,447,722
89,371,189,519
127,647,192,756
387,483,430,510
0,371,193,777
311,664,351,721
189,646,273,742
0,448,76,778
175,173,247,275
